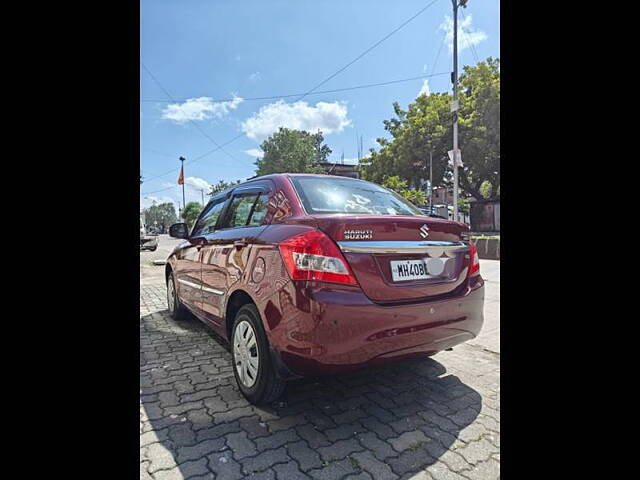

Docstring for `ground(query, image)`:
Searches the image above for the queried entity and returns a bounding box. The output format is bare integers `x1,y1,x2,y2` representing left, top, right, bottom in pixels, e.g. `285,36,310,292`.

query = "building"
317,162,360,179
431,187,454,205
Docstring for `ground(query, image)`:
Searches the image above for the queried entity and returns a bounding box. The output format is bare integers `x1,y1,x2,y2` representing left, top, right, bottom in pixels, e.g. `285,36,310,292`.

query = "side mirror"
169,223,189,239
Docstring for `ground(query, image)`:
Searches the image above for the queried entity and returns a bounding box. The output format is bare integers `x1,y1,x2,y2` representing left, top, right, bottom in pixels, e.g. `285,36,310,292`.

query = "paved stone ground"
140,282,500,480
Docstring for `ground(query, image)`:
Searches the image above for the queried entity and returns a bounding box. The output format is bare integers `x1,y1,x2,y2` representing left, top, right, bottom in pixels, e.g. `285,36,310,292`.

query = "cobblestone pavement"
140,282,500,480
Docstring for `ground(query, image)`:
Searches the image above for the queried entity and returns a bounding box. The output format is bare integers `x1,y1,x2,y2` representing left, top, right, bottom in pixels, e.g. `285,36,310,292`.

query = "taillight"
278,230,359,285
467,241,480,277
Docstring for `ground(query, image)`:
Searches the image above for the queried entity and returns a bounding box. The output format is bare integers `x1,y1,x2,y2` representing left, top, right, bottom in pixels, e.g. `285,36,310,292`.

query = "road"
140,235,184,284
139,237,500,479
470,259,500,354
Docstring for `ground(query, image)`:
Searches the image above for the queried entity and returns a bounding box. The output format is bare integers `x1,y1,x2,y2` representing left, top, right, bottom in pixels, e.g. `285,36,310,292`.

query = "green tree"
144,202,177,231
382,175,408,193
458,197,470,215
210,179,241,196
401,189,427,206
361,94,452,190
255,128,331,176
457,58,500,200
182,202,203,229
382,175,426,206
361,58,500,200
479,180,493,199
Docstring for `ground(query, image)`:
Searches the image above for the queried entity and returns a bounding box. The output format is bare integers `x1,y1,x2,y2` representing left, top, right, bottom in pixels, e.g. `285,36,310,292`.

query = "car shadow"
140,308,482,479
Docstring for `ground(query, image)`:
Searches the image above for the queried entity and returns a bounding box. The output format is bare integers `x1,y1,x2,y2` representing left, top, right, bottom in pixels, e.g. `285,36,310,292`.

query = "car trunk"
312,215,472,303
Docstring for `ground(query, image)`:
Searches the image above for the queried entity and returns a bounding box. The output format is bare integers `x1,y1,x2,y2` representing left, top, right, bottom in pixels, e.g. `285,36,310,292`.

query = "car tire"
231,304,285,405
167,273,189,321
149,246,157,251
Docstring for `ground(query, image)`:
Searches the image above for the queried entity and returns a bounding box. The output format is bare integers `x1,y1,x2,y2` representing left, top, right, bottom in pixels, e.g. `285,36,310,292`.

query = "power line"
141,72,449,183
461,28,480,64
141,0,443,184
140,72,450,104
459,9,480,65
141,62,239,164
293,0,442,103
141,132,246,183
428,31,447,80
141,148,177,157
142,179,213,197
142,185,177,195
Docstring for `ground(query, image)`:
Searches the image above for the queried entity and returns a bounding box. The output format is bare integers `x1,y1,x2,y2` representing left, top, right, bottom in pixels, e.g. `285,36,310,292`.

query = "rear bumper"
265,277,484,377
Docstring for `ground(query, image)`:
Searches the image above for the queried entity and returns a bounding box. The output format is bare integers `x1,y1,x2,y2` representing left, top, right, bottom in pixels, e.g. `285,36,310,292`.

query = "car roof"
263,174,376,192
248,173,364,181
209,173,370,203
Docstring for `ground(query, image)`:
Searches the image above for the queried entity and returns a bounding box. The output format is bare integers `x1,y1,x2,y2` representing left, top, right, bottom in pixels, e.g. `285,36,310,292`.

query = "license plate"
390,259,431,282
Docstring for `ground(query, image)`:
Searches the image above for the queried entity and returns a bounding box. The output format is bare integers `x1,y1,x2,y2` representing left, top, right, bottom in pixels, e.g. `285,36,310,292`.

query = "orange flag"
177,166,184,185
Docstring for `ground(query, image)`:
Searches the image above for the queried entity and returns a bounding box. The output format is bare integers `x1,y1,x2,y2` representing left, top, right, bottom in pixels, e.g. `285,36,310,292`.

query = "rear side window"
227,194,257,227
290,176,422,216
247,193,269,226
219,191,270,228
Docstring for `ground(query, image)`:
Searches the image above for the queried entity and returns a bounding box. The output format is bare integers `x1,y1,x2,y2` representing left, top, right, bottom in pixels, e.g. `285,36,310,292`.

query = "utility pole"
451,0,467,221
179,156,186,221
200,189,205,207
429,150,433,211
451,0,459,221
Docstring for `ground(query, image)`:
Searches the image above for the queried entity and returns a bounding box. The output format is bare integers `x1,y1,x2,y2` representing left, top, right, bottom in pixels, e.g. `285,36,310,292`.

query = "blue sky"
140,0,500,210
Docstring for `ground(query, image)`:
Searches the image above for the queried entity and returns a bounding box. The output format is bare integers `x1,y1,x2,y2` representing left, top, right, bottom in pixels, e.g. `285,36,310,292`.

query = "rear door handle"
234,240,248,249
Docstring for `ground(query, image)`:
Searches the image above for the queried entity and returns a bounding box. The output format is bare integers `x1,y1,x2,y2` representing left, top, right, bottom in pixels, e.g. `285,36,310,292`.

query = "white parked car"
140,217,158,251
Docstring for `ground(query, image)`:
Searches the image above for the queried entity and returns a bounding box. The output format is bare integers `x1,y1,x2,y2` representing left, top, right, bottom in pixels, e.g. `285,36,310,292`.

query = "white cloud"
439,14,487,53
185,176,212,192
241,100,351,142
417,79,431,97
162,96,244,124
249,71,262,82
143,177,212,211
141,195,175,209
140,195,181,219
244,148,264,158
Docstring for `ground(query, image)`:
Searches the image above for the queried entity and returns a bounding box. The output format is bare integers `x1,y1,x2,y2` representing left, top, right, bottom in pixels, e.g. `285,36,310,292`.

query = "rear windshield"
290,176,422,216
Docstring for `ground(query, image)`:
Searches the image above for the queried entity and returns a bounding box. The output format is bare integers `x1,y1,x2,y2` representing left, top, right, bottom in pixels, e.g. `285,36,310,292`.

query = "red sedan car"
166,174,484,404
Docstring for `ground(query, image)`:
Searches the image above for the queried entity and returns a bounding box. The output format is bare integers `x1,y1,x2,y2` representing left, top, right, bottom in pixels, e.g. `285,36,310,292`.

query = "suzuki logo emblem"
419,224,429,238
